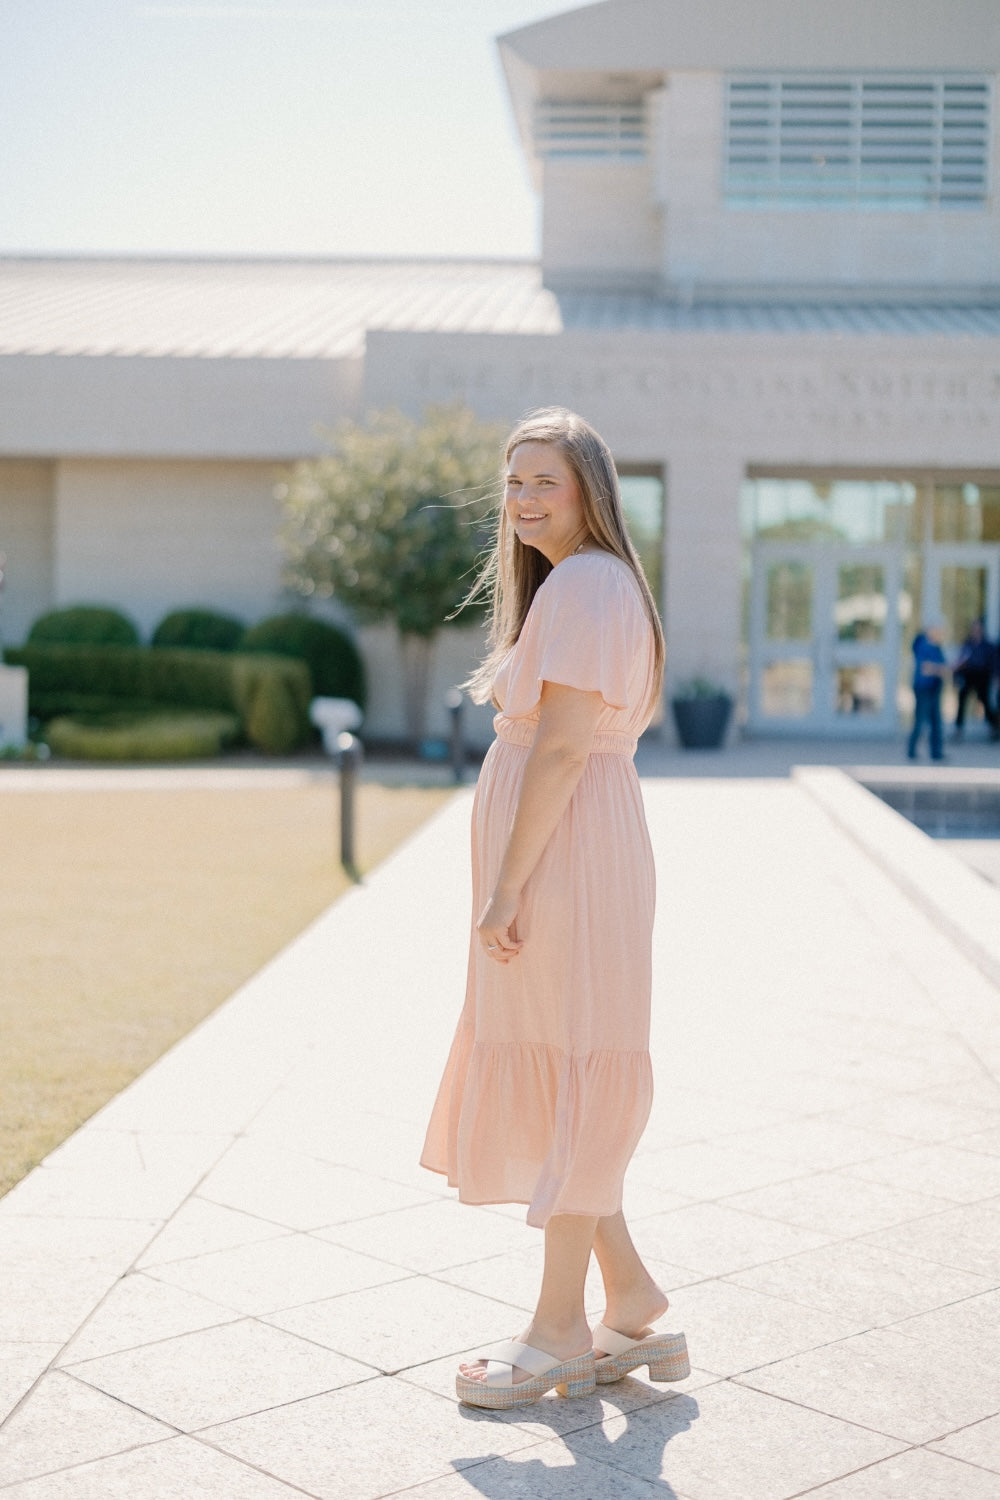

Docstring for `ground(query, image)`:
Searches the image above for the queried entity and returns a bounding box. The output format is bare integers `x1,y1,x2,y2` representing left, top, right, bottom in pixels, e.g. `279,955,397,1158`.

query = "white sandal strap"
484,1339,563,1388
592,1322,642,1357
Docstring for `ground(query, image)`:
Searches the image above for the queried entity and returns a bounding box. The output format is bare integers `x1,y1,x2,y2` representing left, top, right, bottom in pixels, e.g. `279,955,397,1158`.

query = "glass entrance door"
749,544,902,734
922,546,1000,723
923,547,1000,644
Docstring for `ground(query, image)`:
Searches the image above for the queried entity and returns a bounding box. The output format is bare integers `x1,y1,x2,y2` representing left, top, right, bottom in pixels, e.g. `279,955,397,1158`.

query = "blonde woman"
421,408,689,1409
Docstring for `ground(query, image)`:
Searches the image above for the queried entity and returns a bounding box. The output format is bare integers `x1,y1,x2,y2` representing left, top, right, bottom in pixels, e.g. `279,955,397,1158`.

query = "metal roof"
0,256,999,359
0,257,561,359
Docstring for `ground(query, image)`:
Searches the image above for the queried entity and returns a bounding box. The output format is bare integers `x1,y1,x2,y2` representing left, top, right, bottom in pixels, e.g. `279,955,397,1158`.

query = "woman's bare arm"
477,680,605,962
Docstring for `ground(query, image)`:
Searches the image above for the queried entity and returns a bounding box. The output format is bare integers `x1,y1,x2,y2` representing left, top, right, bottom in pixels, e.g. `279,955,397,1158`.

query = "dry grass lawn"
0,777,452,1198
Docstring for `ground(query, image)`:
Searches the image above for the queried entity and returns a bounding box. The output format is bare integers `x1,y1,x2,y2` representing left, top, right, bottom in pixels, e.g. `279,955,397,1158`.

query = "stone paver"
801,1448,1000,1499
738,1321,1000,1445
201,1376,540,1499
66,1316,378,1430
931,1412,1000,1474
565,1381,904,1499
0,1374,170,1489
0,1437,307,1498
1,769,999,1498
143,1228,407,1315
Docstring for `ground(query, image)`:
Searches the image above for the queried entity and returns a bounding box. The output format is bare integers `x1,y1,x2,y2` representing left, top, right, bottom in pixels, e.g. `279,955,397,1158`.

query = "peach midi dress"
420,552,657,1228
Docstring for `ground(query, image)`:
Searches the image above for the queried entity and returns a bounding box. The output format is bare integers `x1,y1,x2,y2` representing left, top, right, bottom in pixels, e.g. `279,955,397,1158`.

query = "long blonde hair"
464,407,665,712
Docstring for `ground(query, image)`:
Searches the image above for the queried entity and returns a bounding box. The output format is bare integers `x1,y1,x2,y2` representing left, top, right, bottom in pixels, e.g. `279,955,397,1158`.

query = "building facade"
2,0,1000,742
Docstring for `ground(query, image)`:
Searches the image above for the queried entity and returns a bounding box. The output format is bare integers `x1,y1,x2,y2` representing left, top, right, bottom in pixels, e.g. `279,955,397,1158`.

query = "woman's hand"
477,888,523,964
477,682,602,967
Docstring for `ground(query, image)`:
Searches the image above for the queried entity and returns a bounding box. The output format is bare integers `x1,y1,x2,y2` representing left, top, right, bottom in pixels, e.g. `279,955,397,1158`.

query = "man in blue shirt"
907,621,948,761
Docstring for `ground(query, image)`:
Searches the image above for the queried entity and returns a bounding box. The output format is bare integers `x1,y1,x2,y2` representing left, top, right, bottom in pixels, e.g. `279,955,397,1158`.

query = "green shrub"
27,605,140,647
240,613,365,708
45,709,241,762
240,675,300,755
152,608,245,652
5,645,311,755
28,691,164,721
230,656,312,753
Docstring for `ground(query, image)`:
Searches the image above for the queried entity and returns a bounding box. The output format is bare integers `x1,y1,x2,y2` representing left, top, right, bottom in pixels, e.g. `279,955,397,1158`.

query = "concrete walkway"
2,768,1000,1498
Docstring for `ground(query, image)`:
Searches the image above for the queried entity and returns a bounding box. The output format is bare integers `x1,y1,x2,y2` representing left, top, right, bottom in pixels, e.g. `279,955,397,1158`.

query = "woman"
420,408,689,1410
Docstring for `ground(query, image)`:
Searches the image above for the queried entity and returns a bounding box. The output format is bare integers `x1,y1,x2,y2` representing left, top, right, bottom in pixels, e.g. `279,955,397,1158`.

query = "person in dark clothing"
952,619,999,740
907,621,948,761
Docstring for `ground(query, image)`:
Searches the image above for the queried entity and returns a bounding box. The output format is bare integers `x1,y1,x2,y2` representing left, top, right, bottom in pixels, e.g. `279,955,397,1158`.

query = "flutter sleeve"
500,556,648,719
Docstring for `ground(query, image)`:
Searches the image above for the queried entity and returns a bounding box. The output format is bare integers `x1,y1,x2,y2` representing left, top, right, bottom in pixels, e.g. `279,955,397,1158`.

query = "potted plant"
671,676,733,750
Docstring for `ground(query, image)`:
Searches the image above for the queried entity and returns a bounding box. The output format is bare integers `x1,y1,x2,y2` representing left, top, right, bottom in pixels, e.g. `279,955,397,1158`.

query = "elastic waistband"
495,716,636,757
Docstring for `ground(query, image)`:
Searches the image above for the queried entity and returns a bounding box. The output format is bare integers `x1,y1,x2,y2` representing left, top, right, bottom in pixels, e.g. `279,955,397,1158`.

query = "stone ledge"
794,765,1000,1001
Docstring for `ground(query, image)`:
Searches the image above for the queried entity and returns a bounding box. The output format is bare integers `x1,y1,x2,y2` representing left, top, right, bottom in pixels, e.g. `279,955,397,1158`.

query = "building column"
662,446,746,735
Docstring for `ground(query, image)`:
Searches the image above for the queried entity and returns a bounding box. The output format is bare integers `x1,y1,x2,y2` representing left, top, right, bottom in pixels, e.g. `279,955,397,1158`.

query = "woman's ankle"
524,1312,592,1354
599,1283,669,1336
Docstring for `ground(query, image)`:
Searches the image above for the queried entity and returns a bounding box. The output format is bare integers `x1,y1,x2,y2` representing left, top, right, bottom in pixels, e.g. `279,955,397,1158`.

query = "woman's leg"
531,1211,600,1349
460,1213,597,1383
592,1210,669,1351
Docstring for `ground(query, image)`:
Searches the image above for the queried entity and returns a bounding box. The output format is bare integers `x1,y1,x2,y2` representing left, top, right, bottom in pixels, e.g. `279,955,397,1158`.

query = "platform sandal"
455,1340,596,1409
592,1323,690,1384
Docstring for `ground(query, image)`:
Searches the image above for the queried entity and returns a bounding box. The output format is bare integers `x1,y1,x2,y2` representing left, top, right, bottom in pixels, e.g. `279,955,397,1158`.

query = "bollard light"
337,730,363,881
444,686,465,785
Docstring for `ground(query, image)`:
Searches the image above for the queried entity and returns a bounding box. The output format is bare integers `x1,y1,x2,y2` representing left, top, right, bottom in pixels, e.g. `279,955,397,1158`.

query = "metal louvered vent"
726,75,991,208
534,100,646,160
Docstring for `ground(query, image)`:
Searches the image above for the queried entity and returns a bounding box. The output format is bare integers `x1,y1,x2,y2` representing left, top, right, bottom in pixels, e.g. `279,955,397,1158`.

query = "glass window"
725,75,990,210
743,478,918,544
939,564,989,643
534,101,646,161
981,488,1000,542
761,660,813,717
835,665,885,716
766,561,812,640
619,473,664,610
836,563,886,642
933,483,1000,543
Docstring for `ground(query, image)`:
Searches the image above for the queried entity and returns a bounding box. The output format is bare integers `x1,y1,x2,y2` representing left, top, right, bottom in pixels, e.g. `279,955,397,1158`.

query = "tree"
278,403,506,744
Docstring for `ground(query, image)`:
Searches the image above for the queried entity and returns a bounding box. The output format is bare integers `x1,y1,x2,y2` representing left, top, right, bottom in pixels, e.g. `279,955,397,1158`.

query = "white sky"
0,0,561,258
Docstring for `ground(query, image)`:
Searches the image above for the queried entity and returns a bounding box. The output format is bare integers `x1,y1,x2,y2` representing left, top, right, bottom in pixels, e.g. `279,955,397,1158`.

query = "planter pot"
0,663,28,749
671,694,732,750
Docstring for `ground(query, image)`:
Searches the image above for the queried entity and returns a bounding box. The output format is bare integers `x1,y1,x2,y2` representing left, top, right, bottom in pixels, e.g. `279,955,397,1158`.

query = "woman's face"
504,441,589,566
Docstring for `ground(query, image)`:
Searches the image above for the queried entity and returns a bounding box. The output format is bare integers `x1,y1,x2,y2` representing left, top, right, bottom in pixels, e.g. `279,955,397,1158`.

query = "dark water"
865,784,1000,839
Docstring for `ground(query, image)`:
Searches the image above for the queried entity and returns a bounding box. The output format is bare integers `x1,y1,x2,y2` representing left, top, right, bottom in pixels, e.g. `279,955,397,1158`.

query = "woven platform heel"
646,1332,690,1382
556,1357,598,1398
593,1323,690,1385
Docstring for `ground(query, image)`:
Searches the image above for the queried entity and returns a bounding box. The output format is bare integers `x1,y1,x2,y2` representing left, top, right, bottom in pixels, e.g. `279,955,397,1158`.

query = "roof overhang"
499,0,1000,173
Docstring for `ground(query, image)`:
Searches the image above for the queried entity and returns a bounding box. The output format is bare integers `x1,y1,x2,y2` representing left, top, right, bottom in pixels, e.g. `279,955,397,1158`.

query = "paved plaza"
1,761,1000,1497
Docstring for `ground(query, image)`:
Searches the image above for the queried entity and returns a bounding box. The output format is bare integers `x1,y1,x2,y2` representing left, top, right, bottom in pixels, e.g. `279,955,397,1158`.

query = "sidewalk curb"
794,764,1000,998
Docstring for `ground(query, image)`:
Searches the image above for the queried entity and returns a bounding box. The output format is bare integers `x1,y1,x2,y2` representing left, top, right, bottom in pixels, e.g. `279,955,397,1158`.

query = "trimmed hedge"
46,710,241,762
5,644,311,755
29,691,165,721
240,613,366,708
28,605,140,647
152,608,245,652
